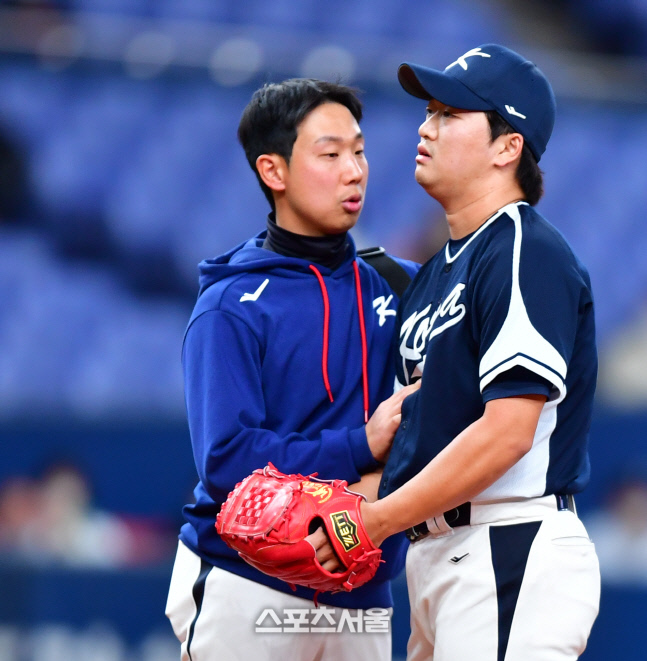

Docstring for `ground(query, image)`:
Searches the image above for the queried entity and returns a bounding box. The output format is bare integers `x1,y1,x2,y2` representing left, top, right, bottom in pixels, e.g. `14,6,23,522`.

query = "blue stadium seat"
0,227,187,419
567,0,647,56
0,65,67,147
68,0,154,17
152,0,232,22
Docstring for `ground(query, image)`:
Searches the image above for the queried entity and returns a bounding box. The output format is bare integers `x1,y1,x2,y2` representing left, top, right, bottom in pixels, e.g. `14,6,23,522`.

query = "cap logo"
505,105,527,119
445,47,491,71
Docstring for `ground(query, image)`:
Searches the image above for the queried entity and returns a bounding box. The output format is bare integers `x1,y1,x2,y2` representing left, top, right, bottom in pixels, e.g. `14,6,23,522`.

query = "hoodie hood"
197,231,358,296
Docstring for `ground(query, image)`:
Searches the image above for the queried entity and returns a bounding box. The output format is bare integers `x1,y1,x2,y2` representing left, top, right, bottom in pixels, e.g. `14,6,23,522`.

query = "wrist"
362,500,396,548
350,426,380,473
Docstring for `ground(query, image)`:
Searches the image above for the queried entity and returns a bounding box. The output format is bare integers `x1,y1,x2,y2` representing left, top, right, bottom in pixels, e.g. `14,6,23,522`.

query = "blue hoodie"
179,231,419,608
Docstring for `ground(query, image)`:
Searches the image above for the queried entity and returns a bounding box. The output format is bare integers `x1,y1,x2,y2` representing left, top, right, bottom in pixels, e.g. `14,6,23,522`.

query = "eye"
355,148,365,156
323,152,338,159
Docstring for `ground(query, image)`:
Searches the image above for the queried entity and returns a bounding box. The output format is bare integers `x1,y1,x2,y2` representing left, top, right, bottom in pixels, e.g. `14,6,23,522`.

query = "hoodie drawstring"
353,261,370,423
309,265,334,403
309,262,370,423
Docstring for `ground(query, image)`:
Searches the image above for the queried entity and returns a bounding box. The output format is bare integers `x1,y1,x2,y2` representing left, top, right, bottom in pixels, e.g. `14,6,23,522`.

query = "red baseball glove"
216,463,382,599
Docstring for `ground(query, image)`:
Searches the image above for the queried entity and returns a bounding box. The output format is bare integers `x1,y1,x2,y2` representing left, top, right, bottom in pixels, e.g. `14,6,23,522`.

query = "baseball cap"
398,44,556,161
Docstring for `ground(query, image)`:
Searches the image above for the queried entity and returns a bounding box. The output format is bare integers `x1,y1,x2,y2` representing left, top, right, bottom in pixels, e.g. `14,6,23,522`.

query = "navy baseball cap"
398,44,556,161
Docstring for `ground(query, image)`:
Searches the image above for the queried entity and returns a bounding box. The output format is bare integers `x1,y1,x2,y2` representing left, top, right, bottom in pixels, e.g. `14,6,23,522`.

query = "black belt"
406,502,472,542
405,494,575,543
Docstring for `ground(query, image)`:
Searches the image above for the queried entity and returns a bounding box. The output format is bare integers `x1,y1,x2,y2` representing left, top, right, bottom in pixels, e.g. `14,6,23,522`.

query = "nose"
343,153,366,184
419,115,438,140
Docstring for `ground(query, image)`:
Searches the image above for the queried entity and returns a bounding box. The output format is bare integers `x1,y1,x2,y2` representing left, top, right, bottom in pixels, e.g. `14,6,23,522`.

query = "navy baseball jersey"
379,201,597,501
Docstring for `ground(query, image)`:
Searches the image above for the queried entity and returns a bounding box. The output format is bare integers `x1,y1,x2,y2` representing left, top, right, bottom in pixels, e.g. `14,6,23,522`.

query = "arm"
184,309,418,501
311,393,545,568
347,468,384,503
362,393,546,545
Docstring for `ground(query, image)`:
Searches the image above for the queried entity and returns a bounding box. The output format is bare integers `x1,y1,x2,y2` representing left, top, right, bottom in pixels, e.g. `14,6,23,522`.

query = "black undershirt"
263,214,350,270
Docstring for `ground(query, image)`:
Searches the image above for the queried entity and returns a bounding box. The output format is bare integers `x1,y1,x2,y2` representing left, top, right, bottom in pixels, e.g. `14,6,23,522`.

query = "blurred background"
0,0,647,659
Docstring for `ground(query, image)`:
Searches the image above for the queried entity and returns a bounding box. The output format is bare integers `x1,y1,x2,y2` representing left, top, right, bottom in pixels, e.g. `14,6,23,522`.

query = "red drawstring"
309,265,334,403
353,261,370,423
309,262,370,423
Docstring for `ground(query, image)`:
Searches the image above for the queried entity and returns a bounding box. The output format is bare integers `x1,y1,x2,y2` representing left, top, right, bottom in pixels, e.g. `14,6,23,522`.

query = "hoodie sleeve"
183,309,377,503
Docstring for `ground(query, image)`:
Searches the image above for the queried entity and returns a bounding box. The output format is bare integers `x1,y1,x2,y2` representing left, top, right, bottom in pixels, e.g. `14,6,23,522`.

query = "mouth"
416,144,431,164
342,194,362,214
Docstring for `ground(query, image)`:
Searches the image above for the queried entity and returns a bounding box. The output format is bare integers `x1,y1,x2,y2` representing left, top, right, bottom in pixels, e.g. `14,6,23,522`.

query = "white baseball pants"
405,497,600,661
166,540,392,661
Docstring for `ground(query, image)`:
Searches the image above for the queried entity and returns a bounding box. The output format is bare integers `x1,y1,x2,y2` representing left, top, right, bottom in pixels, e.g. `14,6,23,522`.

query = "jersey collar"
445,201,528,264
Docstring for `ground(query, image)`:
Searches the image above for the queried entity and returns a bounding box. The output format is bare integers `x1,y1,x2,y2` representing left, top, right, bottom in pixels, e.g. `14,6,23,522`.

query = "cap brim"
398,62,492,111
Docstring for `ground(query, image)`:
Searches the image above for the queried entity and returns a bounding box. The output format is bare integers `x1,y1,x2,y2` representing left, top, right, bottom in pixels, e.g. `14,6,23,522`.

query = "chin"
332,214,359,234
414,164,428,182
414,169,436,194
345,216,360,233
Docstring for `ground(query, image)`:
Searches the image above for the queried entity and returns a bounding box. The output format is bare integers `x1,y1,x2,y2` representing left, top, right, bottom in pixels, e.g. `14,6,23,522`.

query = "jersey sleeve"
473,207,582,402
482,365,552,402
182,309,376,503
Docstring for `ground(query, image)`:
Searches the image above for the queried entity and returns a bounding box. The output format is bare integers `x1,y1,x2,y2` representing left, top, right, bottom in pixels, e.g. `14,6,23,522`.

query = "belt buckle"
406,522,428,543
556,493,576,513
405,527,421,542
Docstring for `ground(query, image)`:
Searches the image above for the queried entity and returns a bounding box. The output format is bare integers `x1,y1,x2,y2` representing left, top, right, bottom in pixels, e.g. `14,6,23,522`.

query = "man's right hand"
366,380,421,463
309,500,391,573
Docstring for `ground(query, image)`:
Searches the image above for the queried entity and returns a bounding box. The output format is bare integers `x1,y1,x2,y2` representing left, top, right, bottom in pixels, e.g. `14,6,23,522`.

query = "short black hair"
486,110,544,206
237,78,363,210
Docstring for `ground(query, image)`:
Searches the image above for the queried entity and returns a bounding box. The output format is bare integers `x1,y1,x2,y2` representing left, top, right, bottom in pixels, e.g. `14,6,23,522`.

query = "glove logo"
302,481,333,503
330,511,360,552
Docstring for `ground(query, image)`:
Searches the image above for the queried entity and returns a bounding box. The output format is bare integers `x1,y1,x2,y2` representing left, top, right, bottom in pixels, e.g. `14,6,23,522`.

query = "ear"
493,133,524,167
256,154,288,193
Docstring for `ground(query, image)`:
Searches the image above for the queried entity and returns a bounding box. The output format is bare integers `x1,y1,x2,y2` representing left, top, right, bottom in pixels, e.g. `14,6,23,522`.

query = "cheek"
433,141,466,174
290,167,335,208
451,133,489,168
306,167,339,197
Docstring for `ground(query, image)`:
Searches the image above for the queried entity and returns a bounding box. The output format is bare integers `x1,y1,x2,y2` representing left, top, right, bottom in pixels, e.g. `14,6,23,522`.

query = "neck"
443,184,525,240
262,214,350,270
273,197,324,237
